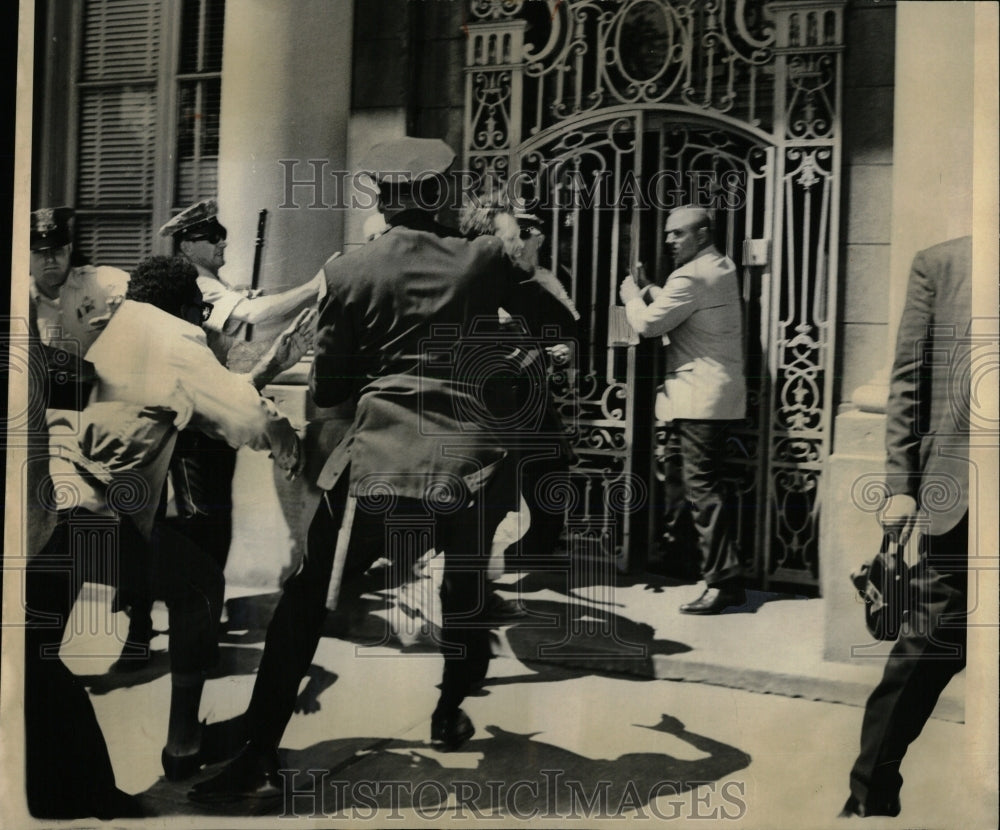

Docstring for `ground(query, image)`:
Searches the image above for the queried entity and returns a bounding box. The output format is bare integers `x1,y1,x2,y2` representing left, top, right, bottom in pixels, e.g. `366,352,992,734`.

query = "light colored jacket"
624,247,746,421
48,301,286,537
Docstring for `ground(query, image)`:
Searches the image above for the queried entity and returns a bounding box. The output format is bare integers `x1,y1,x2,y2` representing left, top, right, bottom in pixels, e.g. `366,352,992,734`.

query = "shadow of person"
722,589,811,614
77,643,335,705
496,597,691,682
76,649,173,694
294,666,340,714
173,715,750,818
77,642,265,694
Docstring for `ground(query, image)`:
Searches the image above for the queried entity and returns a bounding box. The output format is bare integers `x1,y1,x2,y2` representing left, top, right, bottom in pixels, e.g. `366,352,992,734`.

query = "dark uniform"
191,138,578,801
246,207,576,743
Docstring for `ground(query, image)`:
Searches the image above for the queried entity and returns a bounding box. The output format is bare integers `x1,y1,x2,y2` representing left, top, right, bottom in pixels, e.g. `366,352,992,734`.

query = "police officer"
190,137,578,802
157,200,323,576
29,206,130,352
160,199,324,365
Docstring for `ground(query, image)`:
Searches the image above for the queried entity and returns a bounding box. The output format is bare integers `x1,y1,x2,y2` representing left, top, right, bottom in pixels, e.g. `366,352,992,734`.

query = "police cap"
30,206,75,251
158,199,225,239
358,137,455,186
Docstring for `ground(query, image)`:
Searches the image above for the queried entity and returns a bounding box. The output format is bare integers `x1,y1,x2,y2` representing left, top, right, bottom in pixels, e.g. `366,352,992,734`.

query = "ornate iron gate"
464,0,844,589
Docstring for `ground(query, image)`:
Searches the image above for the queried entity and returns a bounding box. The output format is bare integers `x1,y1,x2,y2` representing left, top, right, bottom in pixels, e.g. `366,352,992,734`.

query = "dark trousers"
147,521,225,674
849,513,968,810
508,446,569,563
662,419,743,586
168,430,239,571
245,469,496,750
24,513,222,815
28,511,224,674
25,521,120,819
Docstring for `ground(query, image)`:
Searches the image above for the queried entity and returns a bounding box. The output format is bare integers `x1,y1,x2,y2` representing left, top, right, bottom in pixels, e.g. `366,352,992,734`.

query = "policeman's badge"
77,295,97,321
35,208,57,233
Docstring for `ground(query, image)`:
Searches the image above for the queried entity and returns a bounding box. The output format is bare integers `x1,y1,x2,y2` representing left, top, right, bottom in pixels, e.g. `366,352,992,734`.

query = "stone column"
851,3,975,413
216,1,354,588
822,3,976,661
217,0,353,310
966,3,1000,803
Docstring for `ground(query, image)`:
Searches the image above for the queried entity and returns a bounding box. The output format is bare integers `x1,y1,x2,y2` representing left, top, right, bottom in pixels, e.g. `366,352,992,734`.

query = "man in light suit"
840,236,972,818
620,206,747,614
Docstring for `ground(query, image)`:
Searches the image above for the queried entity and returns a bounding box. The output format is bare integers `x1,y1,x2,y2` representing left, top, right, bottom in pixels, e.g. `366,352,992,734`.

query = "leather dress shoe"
162,747,204,782
837,794,901,818
430,708,475,751
679,585,747,615
188,743,282,804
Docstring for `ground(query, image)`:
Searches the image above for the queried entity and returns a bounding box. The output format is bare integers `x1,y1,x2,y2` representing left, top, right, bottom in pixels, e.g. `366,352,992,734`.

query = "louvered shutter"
174,0,225,208
75,0,162,271
74,0,225,270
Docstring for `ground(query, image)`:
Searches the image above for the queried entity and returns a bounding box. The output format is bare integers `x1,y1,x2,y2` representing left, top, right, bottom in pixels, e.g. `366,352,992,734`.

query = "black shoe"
105,788,146,819
162,747,204,782
187,743,282,804
679,585,747,615
430,709,475,751
837,794,901,818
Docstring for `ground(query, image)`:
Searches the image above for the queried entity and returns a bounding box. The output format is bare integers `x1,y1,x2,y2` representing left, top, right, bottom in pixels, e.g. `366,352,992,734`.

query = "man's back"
315,217,521,385
311,210,575,500
36,264,129,353
657,249,745,421
886,235,972,536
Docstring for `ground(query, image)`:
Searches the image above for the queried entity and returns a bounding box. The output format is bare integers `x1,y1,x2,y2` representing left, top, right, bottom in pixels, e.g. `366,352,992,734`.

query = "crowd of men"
22,136,972,821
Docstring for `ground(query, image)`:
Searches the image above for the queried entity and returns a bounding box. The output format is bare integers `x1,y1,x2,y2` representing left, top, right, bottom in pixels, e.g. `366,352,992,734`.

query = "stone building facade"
29,1,994,658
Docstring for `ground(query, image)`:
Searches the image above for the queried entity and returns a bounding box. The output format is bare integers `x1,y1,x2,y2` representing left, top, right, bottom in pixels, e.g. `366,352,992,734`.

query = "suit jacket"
885,236,972,536
311,209,577,502
624,247,746,421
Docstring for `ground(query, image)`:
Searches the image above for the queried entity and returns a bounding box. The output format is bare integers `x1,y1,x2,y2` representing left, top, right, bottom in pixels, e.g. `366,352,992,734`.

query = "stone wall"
836,0,896,409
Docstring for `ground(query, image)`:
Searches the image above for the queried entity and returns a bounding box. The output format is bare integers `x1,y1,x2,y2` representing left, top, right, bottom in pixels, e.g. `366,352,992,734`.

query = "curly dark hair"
126,255,201,317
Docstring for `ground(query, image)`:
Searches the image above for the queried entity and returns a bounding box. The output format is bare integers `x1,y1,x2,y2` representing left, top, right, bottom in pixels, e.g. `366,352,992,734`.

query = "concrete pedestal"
820,410,890,663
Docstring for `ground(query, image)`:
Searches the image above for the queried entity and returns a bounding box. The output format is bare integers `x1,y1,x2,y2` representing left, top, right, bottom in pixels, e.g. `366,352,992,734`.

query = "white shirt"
196,273,253,364
32,264,130,352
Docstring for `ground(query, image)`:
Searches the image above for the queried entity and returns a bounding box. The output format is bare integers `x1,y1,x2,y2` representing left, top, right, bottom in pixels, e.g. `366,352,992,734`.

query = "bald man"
620,206,747,614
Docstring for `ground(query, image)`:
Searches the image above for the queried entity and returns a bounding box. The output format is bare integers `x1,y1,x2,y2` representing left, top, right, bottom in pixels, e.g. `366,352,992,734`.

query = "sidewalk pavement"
62,568,966,822
390,568,965,723
76,565,966,723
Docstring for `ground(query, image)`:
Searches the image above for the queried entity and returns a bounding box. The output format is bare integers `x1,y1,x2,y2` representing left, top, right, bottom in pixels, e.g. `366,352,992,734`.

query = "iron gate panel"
464,0,845,589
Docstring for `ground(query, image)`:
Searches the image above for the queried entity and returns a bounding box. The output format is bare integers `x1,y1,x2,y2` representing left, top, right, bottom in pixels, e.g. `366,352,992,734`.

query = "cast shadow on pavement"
153,714,751,818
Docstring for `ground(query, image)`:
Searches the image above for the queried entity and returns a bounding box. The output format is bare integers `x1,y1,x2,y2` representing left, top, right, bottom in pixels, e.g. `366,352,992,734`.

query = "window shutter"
76,0,163,271
74,0,225,269
174,0,226,209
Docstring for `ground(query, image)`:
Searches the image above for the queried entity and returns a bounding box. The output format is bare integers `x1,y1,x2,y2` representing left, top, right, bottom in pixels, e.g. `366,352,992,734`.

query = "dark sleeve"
495,255,578,344
309,259,358,408
885,250,934,497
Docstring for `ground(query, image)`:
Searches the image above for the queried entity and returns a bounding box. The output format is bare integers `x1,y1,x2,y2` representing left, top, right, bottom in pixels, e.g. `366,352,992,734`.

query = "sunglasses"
185,229,228,245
